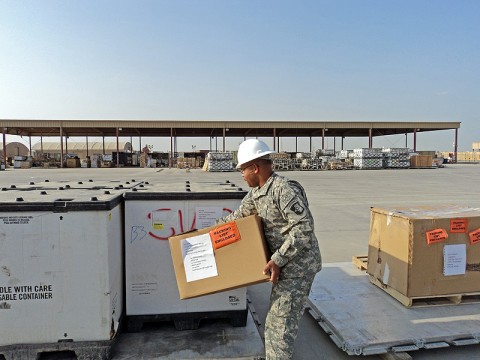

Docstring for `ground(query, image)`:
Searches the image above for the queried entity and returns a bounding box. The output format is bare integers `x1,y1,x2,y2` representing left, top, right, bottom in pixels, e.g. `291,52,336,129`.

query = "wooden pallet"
369,275,480,308
353,256,480,308
352,255,368,271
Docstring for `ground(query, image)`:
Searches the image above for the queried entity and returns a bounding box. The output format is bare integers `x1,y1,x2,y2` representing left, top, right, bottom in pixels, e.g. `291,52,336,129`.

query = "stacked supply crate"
123,181,250,331
271,152,292,171
13,156,27,169
353,148,383,169
382,148,410,169
301,158,323,170
299,153,323,170
90,154,101,168
288,152,306,170
336,150,355,169
205,152,233,172
315,149,336,157
315,149,336,170
337,150,353,160
0,182,133,360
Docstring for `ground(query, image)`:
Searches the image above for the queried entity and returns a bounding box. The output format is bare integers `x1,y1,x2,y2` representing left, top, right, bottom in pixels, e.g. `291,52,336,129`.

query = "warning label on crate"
469,228,480,245
426,228,448,244
209,221,241,250
0,284,53,302
0,215,34,225
450,219,468,233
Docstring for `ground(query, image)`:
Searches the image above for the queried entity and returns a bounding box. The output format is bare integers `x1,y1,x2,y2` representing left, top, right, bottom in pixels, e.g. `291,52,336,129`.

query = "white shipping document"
443,244,466,276
195,207,223,228
151,208,178,228
182,233,218,282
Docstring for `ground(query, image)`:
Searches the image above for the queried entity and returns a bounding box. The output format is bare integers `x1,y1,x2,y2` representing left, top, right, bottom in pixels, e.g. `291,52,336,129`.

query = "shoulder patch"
279,189,295,210
290,201,305,215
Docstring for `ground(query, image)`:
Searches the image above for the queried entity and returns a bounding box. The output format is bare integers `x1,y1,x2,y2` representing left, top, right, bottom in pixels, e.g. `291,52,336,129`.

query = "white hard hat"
236,139,276,168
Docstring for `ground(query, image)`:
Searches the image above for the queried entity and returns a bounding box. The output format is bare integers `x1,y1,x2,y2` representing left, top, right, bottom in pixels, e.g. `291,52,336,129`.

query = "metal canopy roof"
31,141,132,152
0,120,460,139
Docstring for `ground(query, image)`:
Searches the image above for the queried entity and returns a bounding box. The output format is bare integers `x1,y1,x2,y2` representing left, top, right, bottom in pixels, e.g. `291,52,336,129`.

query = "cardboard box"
169,215,270,299
367,205,480,298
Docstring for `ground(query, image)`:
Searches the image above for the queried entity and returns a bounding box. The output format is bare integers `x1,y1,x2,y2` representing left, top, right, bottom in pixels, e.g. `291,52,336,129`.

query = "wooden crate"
409,155,433,168
354,255,480,307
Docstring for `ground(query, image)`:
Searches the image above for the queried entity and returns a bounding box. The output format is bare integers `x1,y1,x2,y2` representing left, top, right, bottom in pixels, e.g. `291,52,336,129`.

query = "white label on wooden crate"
443,244,466,276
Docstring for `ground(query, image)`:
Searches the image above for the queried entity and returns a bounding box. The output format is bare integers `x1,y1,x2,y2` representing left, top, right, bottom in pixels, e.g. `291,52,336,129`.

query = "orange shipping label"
450,219,468,233
209,221,241,250
426,228,448,245
469,228,480,245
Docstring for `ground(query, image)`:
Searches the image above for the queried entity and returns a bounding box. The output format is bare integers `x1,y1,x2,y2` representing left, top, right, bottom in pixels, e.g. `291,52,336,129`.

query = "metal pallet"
1,307,264,360
307,262,480,356
0,339,113,360
126,309,248,331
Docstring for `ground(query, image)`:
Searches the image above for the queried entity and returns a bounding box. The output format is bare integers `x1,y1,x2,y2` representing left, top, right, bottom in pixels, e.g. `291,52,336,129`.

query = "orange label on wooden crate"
450,219,467,233
209,221,241,250
469,228,480,245
426,228,448,244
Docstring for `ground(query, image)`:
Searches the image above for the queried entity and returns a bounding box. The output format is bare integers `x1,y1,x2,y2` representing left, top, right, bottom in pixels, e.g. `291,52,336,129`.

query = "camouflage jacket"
217,173,322,277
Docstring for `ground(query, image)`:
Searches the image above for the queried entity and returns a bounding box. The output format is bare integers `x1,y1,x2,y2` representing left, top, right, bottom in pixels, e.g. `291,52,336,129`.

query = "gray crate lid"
124,180,247,201
0,187,125,212
0,179,144,192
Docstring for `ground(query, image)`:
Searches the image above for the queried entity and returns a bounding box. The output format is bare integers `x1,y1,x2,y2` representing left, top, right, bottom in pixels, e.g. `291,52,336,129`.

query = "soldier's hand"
263,260,280,283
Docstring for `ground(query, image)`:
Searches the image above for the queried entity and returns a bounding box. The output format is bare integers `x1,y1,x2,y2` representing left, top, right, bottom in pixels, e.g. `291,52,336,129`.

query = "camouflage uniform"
218,172,322,359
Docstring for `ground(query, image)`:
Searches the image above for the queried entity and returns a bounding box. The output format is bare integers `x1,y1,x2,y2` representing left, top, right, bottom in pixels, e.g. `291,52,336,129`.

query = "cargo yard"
3,1,479,358
1,144,459,171
1,164,480,359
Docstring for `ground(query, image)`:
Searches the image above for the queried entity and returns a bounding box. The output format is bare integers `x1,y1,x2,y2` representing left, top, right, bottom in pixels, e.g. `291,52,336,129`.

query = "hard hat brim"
236,150,276,168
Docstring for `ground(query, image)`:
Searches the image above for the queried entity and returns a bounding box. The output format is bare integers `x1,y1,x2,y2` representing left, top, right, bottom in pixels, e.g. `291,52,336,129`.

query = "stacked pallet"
176,158,199,169
271,153,292,171
337,150,353,160
382,148,410,169
206,152,233,172
295,152,311,159
300,158,323,170
327,158,354,170
353,148,383,169
90,154,101,168
80,159,91,168
315,149,335,157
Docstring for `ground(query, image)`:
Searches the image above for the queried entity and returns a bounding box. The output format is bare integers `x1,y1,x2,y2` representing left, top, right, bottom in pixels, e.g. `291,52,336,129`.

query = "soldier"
217,139,322,359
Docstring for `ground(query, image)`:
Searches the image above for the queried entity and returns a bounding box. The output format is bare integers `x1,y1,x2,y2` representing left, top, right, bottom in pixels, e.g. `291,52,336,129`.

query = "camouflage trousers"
264,273,316,360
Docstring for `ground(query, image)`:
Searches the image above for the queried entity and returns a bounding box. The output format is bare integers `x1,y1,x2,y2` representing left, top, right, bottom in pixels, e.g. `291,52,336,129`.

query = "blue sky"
0,0,478,152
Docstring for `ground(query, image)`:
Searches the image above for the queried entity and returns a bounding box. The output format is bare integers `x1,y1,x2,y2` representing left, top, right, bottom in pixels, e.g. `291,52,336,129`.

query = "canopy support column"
60,127,64,168
116,127,120,168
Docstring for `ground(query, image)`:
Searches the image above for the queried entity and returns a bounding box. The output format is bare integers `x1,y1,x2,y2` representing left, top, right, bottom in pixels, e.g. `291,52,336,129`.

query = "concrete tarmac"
1,164,480,359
